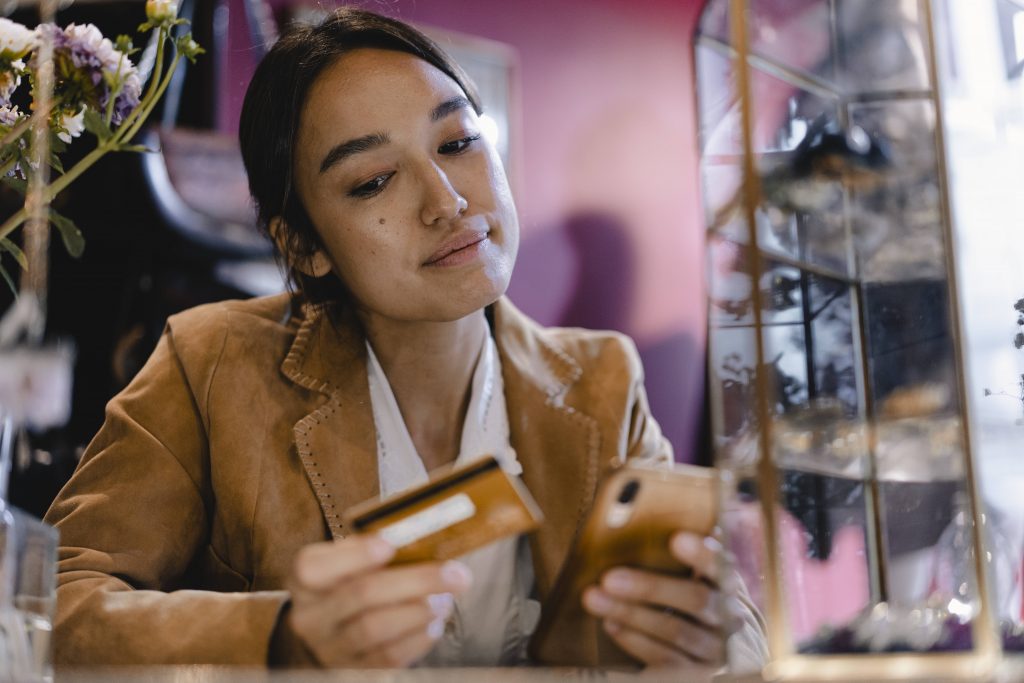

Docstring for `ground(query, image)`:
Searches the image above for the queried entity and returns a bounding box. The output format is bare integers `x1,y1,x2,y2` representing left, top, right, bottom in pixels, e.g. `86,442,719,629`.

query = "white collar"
366,333,521,500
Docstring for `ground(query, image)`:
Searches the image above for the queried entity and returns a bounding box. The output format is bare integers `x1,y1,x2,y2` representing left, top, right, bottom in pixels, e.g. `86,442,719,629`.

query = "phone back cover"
529,463,718,668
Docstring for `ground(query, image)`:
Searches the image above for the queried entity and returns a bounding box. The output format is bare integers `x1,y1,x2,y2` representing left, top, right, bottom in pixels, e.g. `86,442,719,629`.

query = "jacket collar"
280,302,378,539
280,298,600,597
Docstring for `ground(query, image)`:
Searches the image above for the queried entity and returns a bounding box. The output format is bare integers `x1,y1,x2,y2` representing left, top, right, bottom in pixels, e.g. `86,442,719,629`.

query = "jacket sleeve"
618,337,769,670
44,322,288,666
622,349,674,467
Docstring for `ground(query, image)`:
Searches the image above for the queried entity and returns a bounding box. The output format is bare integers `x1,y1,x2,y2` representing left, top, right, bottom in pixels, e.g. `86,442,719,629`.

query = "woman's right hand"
274,535,473,668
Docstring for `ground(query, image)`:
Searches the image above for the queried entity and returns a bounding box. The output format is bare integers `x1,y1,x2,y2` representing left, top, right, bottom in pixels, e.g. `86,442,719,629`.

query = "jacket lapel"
278,296,602,582
493,299,601,598
280,303,379,539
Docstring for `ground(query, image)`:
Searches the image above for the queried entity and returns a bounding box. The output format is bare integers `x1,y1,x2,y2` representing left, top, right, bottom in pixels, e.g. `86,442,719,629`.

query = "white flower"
57,107,85,143
145,0,178,25
0,103,19,128
0,18,35,60
0,59,23,105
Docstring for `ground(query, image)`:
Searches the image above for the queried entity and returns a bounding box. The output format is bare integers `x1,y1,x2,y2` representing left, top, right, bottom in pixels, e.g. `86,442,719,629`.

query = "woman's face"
292,48,519,323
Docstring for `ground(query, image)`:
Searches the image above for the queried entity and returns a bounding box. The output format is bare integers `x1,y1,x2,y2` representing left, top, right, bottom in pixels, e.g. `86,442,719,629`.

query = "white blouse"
365,334,540,666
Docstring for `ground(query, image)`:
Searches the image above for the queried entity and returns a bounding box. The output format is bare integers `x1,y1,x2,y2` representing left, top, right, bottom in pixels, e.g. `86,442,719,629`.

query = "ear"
269,216,333,278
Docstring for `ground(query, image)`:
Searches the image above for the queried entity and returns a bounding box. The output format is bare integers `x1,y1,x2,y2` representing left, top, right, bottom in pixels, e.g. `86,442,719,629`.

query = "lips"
424,230,488,266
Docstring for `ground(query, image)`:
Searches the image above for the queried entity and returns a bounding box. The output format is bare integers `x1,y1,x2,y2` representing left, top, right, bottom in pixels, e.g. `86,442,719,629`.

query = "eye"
438,133,481,156
348,172,394,199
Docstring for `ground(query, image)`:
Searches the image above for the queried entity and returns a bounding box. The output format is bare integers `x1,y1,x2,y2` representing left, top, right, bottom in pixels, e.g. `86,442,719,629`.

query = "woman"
45,7,766,670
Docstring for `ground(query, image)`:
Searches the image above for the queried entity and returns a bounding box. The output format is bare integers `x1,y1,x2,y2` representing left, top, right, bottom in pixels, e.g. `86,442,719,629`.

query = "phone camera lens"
617,479,640,504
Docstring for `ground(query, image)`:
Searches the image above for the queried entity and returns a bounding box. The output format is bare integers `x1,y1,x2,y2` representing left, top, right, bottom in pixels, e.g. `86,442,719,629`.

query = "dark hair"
239,7,482,304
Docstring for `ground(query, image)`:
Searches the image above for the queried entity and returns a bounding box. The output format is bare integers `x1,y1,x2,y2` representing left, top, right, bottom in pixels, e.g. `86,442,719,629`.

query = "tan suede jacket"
44,293,766,667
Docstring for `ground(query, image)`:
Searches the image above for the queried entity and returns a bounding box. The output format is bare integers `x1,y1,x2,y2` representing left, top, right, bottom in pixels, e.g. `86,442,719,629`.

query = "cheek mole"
378,218,386,225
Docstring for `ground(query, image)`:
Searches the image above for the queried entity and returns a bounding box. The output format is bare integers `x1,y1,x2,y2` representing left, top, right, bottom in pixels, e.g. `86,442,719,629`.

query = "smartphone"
528,462,720,668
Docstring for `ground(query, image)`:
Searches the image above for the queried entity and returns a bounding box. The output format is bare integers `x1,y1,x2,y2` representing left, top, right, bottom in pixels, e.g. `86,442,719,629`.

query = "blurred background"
1,0,712,517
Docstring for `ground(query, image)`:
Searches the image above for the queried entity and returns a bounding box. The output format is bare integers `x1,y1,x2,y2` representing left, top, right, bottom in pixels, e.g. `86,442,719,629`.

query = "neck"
360,308,489,472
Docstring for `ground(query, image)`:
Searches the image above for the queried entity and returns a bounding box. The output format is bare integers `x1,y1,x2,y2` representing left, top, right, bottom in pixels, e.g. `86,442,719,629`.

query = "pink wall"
221,0,708,459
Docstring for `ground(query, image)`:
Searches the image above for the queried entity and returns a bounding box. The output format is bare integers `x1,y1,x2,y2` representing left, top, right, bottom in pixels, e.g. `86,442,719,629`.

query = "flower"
0,8,203,298
42,22,142,125
145,0,179,25
56,107,85,144
0,18,36,60
0,104,18,128
0,58,23,105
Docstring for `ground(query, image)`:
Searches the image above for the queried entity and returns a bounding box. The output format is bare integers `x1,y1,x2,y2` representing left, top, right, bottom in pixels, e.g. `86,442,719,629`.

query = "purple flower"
39,22,141,125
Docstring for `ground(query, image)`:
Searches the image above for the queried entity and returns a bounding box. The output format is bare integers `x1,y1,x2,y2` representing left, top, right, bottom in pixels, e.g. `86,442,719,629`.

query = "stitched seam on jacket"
281,305,345,537
534,332,598,529
544,394,600,526
293,395,344,537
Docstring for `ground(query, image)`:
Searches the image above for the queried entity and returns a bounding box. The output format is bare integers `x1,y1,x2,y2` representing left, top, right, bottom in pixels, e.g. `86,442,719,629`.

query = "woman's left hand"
580,531,739,669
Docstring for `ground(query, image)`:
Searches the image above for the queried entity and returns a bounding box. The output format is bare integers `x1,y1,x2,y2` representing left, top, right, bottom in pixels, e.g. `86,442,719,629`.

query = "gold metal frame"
703,0,1001,678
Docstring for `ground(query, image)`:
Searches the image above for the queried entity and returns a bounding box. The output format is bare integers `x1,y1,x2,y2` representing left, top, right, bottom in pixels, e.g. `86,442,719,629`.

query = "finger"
583,588,724,664
670,532,722,583
602,619,692,668
337,598,449,658
601,569,722,629
292,535,395,591
293,560,471,632
357,621,446,668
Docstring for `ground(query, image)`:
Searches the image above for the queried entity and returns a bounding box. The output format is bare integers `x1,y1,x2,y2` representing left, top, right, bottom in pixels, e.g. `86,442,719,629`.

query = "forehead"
299,48,466,146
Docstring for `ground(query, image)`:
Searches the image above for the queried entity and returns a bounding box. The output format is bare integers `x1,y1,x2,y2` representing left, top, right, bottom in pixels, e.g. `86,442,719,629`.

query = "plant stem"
0,156,17,179
0,209,27,245
114,28,166,137
104,54,126,127
0,140,108,241
0,44,183,244
119,55,180,144
0,96,60,149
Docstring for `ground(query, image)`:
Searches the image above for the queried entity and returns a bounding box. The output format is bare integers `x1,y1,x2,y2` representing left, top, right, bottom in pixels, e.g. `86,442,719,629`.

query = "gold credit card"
342,455,543,564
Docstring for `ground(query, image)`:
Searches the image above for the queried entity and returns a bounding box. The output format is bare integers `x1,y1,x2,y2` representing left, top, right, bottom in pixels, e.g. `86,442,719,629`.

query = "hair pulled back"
239,7,482,304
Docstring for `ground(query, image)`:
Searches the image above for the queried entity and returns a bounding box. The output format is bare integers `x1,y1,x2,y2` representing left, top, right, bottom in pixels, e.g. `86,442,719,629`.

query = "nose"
419,161,468,226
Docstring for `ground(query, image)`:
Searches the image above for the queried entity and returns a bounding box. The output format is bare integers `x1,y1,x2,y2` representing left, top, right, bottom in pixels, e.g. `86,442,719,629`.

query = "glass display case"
694,0,1024,678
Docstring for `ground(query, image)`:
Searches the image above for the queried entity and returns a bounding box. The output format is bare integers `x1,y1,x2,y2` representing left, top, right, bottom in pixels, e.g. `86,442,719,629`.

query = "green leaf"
48,152,65,174
137,21,155,33
0,237,27,270
117,144,152,154
50,210,85,258
49,131,68,155
0,261,15,296
83,109,112,142
1,175,27,195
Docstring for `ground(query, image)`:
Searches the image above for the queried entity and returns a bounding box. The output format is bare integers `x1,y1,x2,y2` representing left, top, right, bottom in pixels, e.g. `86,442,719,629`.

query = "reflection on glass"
849,100,943,282
698,0,986,662
697,0,730,46
835,0,931,94
695,43,740,159
748,0,836,85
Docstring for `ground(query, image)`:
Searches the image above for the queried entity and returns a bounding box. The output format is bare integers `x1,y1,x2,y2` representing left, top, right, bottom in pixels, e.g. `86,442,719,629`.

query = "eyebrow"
431,95,472,122
317,96,473,175
319,132,390,175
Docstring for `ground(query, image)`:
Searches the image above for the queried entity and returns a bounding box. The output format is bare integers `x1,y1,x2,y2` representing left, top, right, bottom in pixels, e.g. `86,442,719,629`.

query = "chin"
432,273,510,322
